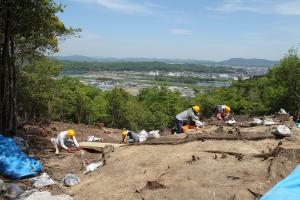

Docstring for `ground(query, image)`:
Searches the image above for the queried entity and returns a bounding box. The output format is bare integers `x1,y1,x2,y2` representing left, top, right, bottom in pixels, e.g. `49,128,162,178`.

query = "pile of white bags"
138,130,160,142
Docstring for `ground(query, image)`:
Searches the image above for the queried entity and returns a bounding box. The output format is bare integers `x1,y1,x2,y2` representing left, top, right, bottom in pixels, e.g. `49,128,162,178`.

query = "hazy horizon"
55,54,280,62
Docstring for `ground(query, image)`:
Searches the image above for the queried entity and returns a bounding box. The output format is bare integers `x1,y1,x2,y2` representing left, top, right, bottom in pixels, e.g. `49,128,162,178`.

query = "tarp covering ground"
0,134,42,179
261,164,300,200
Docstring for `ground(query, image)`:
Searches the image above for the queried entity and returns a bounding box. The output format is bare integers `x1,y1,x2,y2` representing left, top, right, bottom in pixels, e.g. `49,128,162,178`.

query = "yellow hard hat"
192,105,201,113
224,106,231,113
122,129,127,136
67,129,75,138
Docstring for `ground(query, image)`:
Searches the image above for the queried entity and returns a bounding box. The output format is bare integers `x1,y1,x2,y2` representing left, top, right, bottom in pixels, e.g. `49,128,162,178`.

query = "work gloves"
67,147,81,153
67,147,73,153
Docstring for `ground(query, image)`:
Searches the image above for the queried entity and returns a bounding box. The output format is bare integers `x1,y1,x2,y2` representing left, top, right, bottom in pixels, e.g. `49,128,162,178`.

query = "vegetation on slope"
16,50,300,132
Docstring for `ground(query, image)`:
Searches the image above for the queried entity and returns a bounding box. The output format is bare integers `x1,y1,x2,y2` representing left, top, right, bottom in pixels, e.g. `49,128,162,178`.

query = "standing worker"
51,129,81,154
214,105,231,121
174,105,201,134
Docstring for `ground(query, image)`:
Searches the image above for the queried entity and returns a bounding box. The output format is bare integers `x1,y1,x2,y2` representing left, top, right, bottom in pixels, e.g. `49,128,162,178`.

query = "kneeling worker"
214,105,231,121
175,105,201,134
51,129,80,154
121,129,139,143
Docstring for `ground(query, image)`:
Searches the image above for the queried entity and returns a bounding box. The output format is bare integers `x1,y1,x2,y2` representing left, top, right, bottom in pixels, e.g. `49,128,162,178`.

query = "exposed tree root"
247,188,262,199
203,150,244,160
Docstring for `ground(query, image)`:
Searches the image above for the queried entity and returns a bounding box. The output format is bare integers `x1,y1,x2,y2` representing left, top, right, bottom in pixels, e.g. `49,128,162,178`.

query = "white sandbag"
84,161,104,175
225,118,236,125
263,119,276,126
272,125,291,137
250,118,263,126
86,136,103,142
148,130,160,139
278,108,287,114
138,130,149,142
62,174,80,187
32,173,55,188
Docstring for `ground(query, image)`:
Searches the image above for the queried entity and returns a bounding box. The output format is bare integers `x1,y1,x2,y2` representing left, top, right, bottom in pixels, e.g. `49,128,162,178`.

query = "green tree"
269,49,300,119
91,93,108,124
106,88,129,128
0,0,78,134
18,57,61,120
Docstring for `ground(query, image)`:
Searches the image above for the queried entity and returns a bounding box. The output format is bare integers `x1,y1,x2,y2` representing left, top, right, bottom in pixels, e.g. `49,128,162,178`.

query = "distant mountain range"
53,55,278,67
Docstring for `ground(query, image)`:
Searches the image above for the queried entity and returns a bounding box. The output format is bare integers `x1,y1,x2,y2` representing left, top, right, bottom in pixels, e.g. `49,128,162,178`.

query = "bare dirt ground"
15,120,300,200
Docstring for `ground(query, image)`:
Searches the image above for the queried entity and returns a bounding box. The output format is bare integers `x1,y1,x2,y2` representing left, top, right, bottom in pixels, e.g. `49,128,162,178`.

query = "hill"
54,55,278,67
218,58,278,67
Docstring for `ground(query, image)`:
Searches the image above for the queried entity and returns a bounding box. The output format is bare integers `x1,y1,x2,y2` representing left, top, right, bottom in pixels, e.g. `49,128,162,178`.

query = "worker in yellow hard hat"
50,129,81,154
121,128,139,143
173,105,201,134
214,105,231,121
121,128,128,143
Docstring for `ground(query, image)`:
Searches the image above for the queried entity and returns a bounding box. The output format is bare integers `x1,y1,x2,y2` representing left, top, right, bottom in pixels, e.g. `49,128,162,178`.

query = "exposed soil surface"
7,120,300,200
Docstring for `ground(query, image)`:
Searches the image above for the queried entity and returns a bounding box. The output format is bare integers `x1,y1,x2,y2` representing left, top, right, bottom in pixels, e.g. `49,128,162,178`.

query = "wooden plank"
79,142,124,148
79,142,124,152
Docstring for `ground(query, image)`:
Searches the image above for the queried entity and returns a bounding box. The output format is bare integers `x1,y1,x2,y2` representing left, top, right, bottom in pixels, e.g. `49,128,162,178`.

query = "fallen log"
141,132,276,145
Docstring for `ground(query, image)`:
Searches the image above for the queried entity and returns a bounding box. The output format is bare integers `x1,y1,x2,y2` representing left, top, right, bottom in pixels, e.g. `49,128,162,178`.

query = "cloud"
170,28,192,35
274,1,300,16
207,0,300,16
76,0,152,14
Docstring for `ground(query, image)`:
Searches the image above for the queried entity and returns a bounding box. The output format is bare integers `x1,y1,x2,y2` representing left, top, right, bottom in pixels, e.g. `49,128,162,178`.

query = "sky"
54,0,300,61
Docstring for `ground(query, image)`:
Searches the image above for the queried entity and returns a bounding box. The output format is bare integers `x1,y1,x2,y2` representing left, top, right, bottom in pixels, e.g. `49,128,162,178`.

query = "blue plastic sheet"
261,164,300,200
296,120,300,129
0,134,42,179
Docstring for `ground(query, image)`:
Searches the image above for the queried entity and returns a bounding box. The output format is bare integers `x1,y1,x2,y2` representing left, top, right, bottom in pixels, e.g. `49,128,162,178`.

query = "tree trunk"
10,35,17,134
297,103,300,120
0,7,10,134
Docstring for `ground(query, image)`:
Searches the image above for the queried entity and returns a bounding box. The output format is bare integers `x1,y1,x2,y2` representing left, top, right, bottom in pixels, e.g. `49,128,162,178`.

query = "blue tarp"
0,134,42,179
296,120,300,128
261,164,300,200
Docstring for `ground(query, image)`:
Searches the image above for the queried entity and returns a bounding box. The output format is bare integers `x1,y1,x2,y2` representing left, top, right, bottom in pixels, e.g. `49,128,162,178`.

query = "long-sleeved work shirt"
57,131,79,150
176,108,199,122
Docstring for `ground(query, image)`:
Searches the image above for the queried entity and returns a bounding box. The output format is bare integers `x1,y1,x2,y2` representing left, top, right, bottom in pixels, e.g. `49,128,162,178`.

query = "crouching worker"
214,105,231,121
174,105,201,134
121,129,139,143
51,129,80,154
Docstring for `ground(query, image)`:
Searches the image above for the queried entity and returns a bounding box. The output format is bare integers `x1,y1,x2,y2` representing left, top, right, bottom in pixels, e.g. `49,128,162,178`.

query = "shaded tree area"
0,0,78,134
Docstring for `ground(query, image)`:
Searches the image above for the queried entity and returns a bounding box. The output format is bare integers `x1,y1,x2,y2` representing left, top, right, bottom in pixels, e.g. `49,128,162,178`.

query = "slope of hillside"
25,121,300,200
